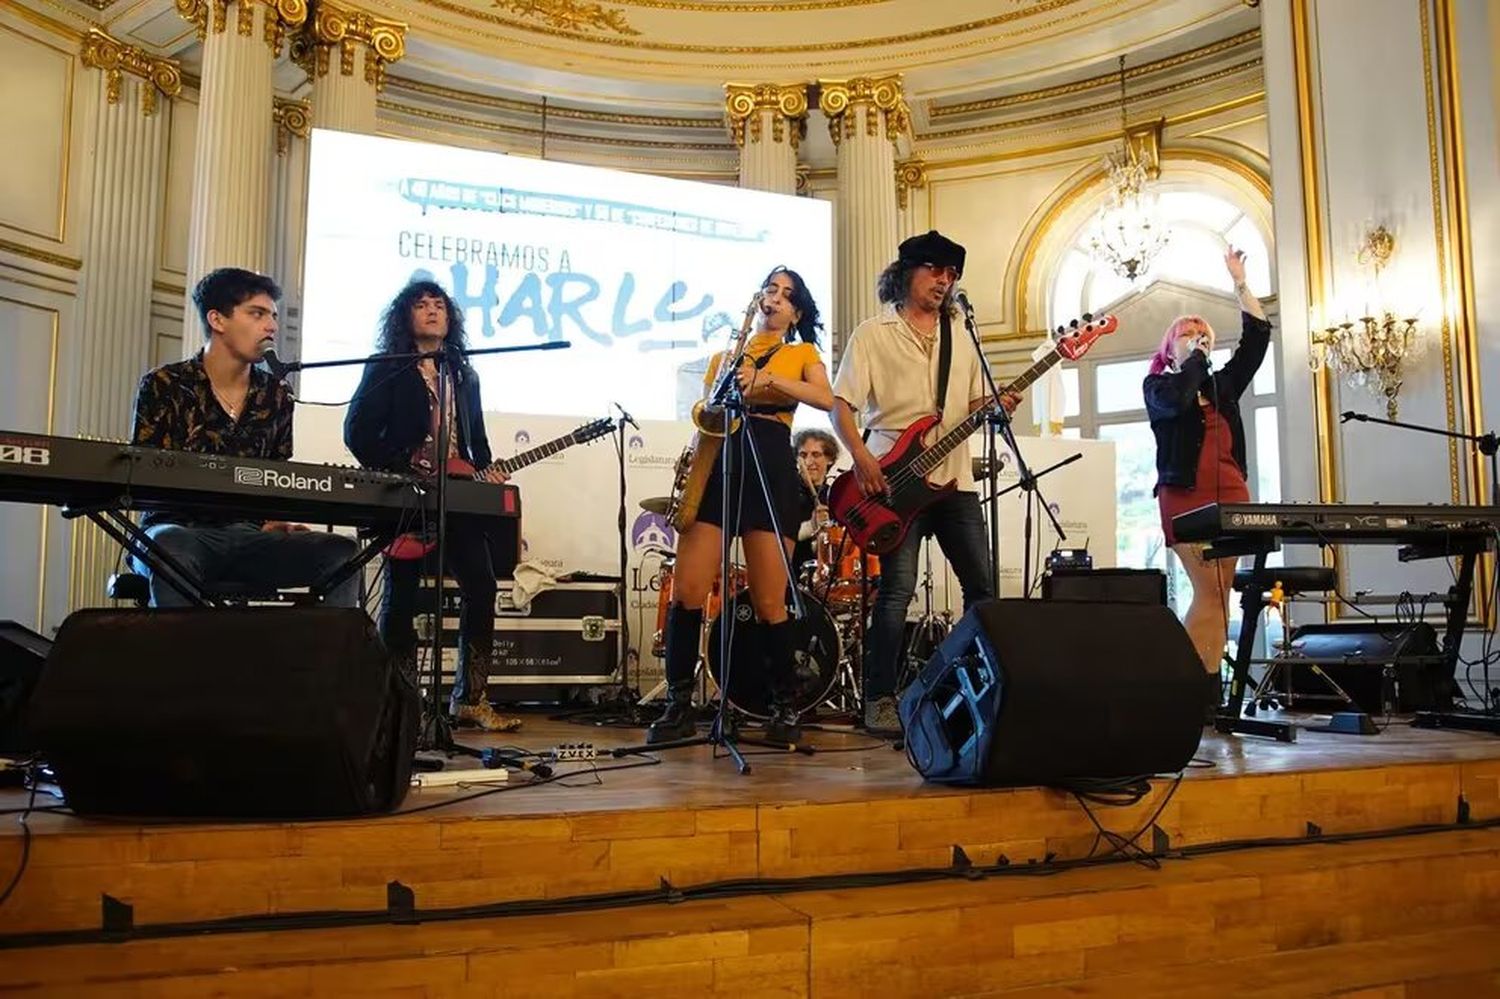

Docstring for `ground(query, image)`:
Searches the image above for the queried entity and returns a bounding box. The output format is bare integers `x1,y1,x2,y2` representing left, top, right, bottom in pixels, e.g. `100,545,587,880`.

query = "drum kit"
636,485,945,721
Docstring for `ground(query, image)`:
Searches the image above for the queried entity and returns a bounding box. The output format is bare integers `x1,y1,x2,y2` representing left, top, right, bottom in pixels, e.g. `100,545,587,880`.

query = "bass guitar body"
384,457,481,561
826,415,956,556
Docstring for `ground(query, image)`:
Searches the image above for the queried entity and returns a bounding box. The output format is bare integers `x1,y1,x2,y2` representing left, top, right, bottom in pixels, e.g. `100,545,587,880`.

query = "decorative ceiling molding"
491,0,638,36
378,99,733,150
80,28,183,116
385,74,723,129
930,27,1260,119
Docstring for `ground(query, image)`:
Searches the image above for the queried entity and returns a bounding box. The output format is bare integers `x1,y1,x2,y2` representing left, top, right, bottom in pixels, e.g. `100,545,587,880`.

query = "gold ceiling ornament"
817,76,909,147
296,0,408,89
175,0,307,52
723,83,809,148
272,96,312,155
895,157,927,211
491,0,639,36
80,29,183,117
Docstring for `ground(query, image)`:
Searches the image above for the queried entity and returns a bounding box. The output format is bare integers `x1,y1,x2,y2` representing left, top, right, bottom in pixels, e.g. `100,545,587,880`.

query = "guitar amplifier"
419,578,622,691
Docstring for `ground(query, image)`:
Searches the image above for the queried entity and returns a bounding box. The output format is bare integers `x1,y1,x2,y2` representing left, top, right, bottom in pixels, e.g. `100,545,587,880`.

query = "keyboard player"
129,267,359,608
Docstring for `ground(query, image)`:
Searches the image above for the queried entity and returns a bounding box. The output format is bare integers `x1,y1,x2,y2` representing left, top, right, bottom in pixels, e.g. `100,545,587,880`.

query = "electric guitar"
385,416,614,560
828,313,1118,555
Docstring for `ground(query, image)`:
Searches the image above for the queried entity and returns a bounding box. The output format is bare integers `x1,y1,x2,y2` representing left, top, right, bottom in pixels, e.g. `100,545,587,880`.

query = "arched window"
1048,189,1273,328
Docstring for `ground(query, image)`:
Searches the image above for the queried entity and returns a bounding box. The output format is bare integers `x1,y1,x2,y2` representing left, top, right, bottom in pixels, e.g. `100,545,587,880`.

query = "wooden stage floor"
3,712,1500,939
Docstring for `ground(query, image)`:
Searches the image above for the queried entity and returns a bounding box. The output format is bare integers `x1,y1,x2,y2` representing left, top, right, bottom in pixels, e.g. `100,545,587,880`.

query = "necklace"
210,383,244,419
895,307,938,352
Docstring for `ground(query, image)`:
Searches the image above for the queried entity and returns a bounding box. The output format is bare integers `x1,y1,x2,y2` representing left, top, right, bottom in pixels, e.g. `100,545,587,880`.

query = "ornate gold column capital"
176,0,308,55
80,29,183,117
816,75,910,147
273,96,312,155
294,0,408,90
723,82,809,148
895,157,927,210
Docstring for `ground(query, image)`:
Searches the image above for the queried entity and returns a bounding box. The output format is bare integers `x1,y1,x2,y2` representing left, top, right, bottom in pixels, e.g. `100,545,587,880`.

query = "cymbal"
638,496,673,516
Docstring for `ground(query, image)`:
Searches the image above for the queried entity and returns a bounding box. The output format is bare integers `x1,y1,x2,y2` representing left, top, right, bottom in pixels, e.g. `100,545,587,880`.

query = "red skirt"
1158,405,1249,546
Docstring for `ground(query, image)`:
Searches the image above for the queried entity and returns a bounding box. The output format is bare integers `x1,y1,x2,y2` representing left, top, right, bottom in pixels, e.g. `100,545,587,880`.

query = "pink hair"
1148,314,1211,375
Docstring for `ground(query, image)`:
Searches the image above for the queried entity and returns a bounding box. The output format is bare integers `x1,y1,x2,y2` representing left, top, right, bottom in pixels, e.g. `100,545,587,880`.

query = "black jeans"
380,518,498,704
864,490,993,700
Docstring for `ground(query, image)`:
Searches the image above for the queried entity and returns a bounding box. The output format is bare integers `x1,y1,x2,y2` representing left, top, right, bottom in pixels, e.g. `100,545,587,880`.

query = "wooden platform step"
5,757,1495,937
2,828,1497,997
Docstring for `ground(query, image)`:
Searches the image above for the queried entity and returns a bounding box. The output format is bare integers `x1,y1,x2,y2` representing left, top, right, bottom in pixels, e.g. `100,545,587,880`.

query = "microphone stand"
1341,410,1500,732
956,295,1066,598
611,403,636,706
269,340,569,757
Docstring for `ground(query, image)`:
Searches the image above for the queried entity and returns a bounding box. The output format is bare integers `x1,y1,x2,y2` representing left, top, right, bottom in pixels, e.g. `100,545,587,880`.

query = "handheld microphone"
612,401,640,431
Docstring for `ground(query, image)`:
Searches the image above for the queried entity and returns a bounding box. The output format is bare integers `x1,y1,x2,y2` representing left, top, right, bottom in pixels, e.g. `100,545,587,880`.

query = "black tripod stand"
613,351,816,773
266,339,568,759
1342,410,1500,734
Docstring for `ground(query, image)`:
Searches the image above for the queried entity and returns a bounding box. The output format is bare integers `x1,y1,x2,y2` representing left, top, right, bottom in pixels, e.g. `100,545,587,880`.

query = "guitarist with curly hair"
831,231,1019,736
345,280,520,733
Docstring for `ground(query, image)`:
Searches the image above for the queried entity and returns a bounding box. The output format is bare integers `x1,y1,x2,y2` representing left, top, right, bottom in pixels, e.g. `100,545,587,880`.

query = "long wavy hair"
376,280,473,373
875,259,957,312
761,266,823,346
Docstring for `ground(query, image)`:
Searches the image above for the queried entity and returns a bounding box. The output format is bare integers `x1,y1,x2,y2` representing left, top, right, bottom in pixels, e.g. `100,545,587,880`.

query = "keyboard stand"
1206,546,1297,743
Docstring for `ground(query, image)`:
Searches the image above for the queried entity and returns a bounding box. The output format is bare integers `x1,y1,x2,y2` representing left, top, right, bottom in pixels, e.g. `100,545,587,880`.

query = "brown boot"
449,643,522,732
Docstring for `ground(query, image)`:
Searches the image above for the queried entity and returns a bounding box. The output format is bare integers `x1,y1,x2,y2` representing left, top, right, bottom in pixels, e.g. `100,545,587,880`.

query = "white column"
177,0,306,347
725,83,807,195
71,31,179,607
269,99,311,368
819,76,908,351
300,0,407,133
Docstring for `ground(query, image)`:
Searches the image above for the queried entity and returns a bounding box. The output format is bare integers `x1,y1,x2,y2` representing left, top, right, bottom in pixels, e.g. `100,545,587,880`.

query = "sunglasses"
919,264,960,281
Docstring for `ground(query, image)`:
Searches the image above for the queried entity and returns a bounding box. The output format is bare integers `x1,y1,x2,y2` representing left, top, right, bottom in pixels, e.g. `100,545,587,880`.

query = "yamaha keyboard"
1173,502,1500,547
0,430,521,526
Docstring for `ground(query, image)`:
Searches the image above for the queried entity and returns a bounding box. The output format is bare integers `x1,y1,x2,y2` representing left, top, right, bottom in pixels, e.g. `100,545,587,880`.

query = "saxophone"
667,291,763,530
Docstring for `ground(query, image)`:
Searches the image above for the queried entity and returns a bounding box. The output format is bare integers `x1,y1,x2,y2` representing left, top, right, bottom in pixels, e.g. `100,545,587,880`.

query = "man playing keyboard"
128,267,359,608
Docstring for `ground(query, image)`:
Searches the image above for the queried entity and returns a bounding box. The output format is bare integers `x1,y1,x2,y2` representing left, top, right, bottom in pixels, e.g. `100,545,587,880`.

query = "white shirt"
833,303,986,491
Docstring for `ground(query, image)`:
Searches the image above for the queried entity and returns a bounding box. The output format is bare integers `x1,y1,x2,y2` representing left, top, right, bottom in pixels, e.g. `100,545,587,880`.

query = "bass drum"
707,587,841,719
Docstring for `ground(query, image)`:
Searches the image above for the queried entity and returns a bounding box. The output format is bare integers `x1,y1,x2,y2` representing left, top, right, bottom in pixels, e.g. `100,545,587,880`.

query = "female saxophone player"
647,267,833,745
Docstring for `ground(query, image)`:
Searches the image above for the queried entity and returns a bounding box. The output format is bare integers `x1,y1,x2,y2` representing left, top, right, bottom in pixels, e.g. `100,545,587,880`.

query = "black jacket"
344,358,492,473
1143,312,1271,493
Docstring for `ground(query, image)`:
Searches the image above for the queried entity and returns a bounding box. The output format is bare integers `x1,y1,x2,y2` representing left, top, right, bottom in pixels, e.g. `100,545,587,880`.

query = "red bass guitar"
828,313,1118,555
385,417,614,560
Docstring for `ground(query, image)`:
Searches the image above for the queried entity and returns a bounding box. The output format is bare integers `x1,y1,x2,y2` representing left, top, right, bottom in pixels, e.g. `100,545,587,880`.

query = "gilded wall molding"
386,75,722,129
0,238,83,271
895,157,926,210
723,83,808,147
931,28,1261,119
493,0,638,36
273,97,312,154
295,0,408,90
80,29,183,117
379,99,733,152
817,76,909,146
176,0,309,55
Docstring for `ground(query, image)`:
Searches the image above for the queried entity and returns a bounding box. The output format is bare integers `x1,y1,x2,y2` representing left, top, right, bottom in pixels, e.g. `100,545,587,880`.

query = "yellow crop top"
702,334,820,427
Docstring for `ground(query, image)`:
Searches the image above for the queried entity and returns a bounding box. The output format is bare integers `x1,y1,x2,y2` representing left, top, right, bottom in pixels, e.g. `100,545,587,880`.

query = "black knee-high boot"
646,604,702,744
762,619,803,744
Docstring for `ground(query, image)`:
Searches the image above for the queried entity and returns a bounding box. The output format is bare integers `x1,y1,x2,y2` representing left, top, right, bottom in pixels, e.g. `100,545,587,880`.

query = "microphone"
261,347,291,379
954,288,975,317
612,401,640,431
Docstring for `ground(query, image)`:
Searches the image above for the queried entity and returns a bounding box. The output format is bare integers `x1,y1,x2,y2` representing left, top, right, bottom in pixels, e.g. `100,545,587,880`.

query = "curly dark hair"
375,280,472,369
875,259,918,306
761,266,823,346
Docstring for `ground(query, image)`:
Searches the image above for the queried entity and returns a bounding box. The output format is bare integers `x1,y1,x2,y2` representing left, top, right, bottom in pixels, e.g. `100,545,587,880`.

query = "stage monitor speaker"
1,620,50,756
1042,568,1167,605
899,599,1202,786
26,608,419,818
1286,620,1451,714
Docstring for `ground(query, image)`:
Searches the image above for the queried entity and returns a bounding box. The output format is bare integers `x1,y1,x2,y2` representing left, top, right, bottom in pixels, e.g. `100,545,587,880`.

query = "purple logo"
1048,501,1062,517
628,434,645,450
513,429,531,445
630,511,677,554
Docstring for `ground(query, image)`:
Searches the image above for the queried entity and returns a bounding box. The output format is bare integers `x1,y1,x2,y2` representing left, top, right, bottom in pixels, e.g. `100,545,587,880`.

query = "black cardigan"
344,358,493,473
1143,312,1271,493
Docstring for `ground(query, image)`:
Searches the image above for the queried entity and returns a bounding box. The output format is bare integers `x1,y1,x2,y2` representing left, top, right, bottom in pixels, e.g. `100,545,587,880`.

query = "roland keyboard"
0,430,521,526
1173,502,1500,546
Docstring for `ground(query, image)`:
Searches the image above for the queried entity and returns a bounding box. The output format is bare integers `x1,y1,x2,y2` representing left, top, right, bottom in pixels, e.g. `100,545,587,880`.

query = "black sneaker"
763,702,803,745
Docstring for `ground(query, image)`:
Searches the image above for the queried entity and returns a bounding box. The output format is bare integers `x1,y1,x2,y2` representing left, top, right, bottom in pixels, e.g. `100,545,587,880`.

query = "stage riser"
0,832,1496,997
2,760,1496,936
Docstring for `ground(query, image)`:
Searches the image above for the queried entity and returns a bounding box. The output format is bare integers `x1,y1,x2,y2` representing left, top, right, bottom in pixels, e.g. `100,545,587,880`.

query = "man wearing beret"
831,231,1018,735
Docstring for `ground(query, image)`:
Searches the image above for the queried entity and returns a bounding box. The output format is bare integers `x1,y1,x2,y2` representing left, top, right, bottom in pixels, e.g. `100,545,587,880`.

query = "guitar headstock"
577,417,616,444
1053,313,1119,362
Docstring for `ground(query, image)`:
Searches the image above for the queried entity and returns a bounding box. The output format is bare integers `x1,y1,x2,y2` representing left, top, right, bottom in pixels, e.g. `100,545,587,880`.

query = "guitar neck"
912,344,1064,475
494,433,581,476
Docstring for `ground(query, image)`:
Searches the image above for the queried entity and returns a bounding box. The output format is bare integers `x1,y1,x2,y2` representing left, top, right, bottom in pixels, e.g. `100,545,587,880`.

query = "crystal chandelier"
1088,56,1170,282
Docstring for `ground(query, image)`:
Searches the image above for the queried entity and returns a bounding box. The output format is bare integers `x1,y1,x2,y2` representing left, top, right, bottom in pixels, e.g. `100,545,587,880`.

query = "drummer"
792,428,838,573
